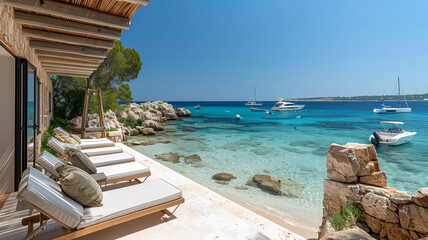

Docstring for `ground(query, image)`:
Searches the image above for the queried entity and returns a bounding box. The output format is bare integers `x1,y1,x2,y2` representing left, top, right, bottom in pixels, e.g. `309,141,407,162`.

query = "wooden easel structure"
81,89,106,139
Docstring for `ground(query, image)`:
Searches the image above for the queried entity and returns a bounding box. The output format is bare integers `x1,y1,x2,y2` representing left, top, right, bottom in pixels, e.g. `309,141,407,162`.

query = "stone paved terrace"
0,143,303,240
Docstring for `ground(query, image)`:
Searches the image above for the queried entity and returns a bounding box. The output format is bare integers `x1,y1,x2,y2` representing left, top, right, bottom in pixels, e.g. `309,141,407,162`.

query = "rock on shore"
70,101,191,142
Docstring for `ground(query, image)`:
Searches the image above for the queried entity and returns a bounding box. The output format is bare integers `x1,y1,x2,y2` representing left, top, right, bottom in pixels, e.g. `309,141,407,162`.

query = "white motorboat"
369,121,416,146
194,104,200,109
373,77,411,113
271,98,305,111
245,87,262,106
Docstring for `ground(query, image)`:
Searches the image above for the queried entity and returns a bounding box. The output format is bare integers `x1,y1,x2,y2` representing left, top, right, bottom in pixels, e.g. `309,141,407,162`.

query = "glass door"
27,64,38,166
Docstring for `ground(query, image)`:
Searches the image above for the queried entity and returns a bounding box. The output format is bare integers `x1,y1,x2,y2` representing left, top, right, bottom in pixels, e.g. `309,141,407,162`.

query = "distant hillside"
289,93,428,101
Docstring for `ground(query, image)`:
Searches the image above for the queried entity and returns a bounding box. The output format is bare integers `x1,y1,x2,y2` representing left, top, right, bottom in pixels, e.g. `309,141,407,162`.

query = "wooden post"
81,89,89,139
97,90,106,138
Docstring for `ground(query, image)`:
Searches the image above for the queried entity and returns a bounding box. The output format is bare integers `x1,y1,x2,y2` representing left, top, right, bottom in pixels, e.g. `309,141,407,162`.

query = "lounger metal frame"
21,197,184,240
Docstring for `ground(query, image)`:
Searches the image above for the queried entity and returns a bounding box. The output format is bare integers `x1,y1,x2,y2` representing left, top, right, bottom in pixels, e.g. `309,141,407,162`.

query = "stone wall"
319,143,428,240
0,1,54,134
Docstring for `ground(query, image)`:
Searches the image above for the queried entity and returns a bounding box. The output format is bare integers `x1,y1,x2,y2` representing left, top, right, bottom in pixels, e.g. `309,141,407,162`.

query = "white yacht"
369,121,416,146
271,98,305,111
373,77,411,113
245,87,262,106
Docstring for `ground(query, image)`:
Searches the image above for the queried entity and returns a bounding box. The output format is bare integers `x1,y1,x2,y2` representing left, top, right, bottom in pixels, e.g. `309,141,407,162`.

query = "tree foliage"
51,76,86,119
88,41,141,110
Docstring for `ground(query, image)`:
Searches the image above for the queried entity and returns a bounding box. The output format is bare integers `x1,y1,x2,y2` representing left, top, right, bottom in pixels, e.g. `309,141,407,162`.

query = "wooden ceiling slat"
117,0,150,6
23,27,114,49
4,0,131,29
30,40,108,58
40,57,101,67
15,11,122,40
42,63,97,71
35,50,105,63
45,71,91,78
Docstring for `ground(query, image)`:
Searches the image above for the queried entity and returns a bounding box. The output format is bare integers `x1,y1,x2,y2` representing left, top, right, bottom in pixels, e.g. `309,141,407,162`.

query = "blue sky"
122,0,428,101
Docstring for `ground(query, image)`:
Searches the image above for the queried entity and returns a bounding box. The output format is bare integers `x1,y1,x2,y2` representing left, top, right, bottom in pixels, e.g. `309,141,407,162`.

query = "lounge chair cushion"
64,147,97,174
18,167,84,229
77,179,182,229
81,146,123,156
48,137,79,155
79,140,116,149
55,163,103,207
54,131,80,146
97,161,150,181
54,127,71,137
70,134,82,144
89,152,135,167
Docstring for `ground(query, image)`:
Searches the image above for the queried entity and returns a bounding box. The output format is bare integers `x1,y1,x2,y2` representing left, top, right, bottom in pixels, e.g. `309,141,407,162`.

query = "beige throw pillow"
55,163,103,207
64,147,97,174
70,134,82,144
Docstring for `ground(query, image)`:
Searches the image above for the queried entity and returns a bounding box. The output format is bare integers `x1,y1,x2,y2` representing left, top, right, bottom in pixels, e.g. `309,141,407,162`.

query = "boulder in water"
212,173,236,181
155,152,182,164
184,154,202,164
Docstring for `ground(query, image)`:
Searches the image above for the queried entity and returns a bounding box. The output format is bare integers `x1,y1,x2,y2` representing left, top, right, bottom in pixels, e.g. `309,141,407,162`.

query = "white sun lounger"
18,167,184,240
37,151,150,184
48,137,123,156
53,127,115,149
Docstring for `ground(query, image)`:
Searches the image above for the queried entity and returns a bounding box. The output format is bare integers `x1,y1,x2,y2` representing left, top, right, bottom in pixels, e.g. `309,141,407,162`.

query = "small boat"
373,77,411,113
245,87,262,106
369,121,416,146
250,107,267,112
271,98,305,111
194,104,200,109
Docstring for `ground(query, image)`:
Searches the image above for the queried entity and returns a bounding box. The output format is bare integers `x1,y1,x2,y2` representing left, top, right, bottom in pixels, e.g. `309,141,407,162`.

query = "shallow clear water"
129,101,428,231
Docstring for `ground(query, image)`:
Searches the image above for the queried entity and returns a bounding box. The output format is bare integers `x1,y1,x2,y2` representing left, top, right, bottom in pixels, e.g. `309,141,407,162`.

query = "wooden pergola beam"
40,57,101,67
23,27,114,50
117,0,150,6
36,50,105,63
30,40,107,58
4,0,130,30
42,63,97,72
46,72,91,78
45,69,93,76
15,11,121,40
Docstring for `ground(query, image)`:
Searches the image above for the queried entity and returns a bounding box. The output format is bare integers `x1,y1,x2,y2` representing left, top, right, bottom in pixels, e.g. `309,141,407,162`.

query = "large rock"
385,225,412,240
411,187,428,207
184,154,202,164
362,192,399,223
252,174,282,195
141,128,156,136
142,120,163,131
320,227,375,240
323,179,360,217
176,108,191,117
155,152,182,164
129,128,139,136
212,173,236,181
326,144,359,183
399,204,428,234
360,171,387,187
364,213,382,234
345,143,379,176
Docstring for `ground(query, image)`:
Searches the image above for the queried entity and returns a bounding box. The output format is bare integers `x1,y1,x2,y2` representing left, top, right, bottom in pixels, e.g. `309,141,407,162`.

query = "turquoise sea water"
129,101,428,231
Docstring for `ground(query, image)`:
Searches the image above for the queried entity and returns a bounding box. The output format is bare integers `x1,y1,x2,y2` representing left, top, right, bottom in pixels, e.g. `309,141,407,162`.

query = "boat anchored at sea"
271,98,305,111
369,121,417,146
373,77,411,113
245,87,262,106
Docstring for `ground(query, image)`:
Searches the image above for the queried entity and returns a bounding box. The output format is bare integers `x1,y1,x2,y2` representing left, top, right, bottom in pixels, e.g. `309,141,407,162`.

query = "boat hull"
369,132,416,145
373,107,411,114
271,105,305,111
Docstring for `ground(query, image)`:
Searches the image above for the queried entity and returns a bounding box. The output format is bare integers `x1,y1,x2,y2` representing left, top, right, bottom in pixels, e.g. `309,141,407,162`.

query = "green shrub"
139,106,147,111
328,202,364,231
137,118,144,125
118,117,125,123
106,128,117,132
329,213,347,231
115,105,126,112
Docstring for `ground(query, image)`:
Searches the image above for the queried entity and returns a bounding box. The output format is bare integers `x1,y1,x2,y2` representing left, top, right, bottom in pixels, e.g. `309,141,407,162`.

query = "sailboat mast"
398,77,401,107
254,87,257,102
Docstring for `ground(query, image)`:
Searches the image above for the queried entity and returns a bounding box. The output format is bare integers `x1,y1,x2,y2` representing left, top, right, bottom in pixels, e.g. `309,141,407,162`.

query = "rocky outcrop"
176,108,191,117
212,173,236,181
319,143,428,240
247,174,304,198
321,227,376,240
154,152,181,164
142,120,163,131
184,154,202,164
140,127,157,135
